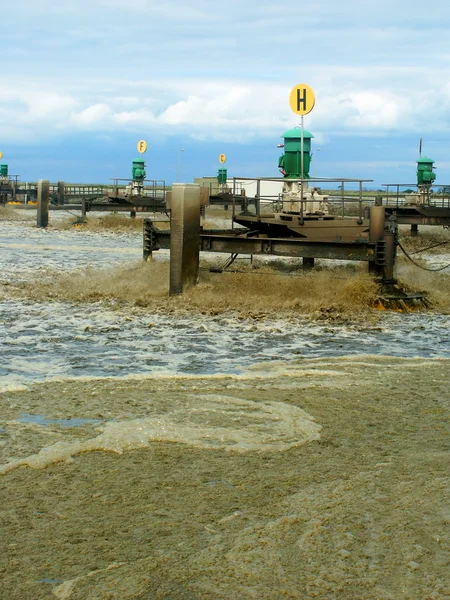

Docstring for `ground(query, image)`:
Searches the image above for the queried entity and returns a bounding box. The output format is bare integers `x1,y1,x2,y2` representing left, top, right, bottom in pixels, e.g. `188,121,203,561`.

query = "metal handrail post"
300,178,304,225
256,179,261,219
358,180,363,223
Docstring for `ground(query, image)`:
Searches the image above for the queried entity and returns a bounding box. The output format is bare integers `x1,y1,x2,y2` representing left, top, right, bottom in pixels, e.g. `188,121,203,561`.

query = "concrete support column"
382,231,396,284
369,206,385,276
169,183,201,296
36,179,50,228
369,206,385,243
411,224,418,237
303,257,315,270
57,181,65,205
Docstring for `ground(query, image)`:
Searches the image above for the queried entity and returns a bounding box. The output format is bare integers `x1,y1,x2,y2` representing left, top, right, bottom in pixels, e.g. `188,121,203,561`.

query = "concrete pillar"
303,257,315,270
382,231,396,284
81,199,87,220
130,210,136,219
411,224,418,237
169,183,201,296
57,181,65,206
36,180,50,228
369,206,385,242
369,206,385,276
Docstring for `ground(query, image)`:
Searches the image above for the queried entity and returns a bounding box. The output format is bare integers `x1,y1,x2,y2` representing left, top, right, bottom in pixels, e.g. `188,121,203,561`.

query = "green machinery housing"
132,158,146,182
0,164,8,178
416,157,436,186
278,128,313,179
217,168,227,184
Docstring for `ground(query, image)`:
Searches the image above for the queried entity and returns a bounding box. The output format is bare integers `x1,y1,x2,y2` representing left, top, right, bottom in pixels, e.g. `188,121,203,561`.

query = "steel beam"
144,225,376,262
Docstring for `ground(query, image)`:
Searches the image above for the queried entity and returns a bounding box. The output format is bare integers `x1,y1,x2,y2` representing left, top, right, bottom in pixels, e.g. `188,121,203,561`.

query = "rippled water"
1,218,449,388
0,221,141,283
1,299,449,388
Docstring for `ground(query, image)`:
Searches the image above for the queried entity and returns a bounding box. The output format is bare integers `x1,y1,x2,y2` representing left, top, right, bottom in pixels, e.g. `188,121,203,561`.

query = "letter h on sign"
297,88,307,112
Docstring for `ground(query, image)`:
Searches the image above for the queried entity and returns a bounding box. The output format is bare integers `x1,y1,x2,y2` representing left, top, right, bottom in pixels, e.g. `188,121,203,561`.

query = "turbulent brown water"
1,211,449,599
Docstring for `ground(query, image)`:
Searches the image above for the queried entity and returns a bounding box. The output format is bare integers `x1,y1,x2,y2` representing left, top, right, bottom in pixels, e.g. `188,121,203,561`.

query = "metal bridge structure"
0,179,168,215
381,183,450,235
144,178,398,286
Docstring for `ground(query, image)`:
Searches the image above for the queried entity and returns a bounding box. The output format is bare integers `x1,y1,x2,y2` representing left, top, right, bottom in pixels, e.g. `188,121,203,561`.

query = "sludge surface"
1,357,449,599
0,393,322,473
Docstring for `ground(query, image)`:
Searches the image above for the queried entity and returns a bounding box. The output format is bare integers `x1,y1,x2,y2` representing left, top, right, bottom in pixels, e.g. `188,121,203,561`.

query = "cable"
206,253,240,273
410,240,449,254
398,241,450,272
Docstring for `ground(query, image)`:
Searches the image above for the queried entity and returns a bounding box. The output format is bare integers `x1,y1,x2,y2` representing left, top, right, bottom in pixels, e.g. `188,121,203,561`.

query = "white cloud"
2,0,450,145
70,104,112,127
1,72,450,144
24,92,77,119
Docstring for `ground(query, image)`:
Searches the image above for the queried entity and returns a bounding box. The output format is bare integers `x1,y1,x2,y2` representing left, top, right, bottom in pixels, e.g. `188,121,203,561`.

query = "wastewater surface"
1,218,450,389
1,214,450,600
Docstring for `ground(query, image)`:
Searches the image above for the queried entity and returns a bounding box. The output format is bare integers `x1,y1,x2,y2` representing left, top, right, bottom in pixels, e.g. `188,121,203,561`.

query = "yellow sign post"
289,84,315,116
219,153,226,164
0,152,3,160
137,140,147,154
289,84,315,179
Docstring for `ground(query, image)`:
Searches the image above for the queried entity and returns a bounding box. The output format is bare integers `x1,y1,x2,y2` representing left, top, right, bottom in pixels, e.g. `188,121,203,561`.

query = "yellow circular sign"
0,152,3,160
219,153,226,164
137,140,147,154
289,84,315,116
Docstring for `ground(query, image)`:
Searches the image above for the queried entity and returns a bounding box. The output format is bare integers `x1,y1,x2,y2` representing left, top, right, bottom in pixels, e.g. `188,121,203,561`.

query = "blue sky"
2,0,450,188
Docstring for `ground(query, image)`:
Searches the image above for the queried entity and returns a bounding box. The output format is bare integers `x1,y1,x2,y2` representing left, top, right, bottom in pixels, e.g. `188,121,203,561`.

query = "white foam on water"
0,394,322,474
0,221,143,283
0,382,30,393
1,296,449,388
1,219,449,387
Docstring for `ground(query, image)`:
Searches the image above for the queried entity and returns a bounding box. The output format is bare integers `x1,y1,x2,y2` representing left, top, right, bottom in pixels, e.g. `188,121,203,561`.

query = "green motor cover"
132,158,146,182
217,168,227,184
279,128,313,178
417,157,436,186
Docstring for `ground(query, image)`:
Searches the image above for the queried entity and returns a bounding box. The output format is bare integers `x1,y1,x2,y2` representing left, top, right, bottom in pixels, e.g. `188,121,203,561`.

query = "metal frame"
143,220,393,277
382,183,450,209
230,177,373,225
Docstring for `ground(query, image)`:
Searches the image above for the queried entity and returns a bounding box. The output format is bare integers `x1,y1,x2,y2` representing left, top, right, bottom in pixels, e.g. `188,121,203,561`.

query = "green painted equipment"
0,164,8,178
417,157,436,186
278,128,313,179
132,158,146,182
217,168,227,184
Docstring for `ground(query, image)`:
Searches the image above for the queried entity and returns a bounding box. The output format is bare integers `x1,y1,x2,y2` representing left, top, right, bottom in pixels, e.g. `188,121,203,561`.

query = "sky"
2,0,450,189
